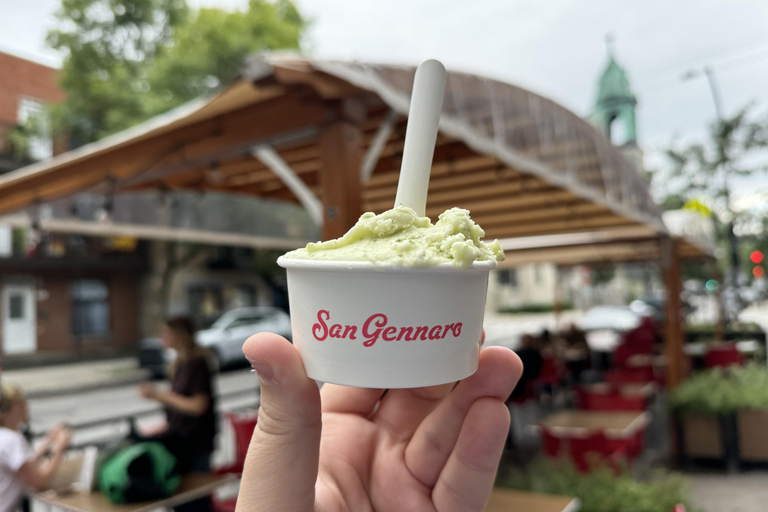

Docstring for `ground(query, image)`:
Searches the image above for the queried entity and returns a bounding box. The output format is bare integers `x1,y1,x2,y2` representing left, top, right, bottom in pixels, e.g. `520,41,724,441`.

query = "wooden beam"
477,202,609,228
319,100,364,240
0,93,329,212
364,175,553,212
418,188,574,218
500,241,660,266
0,214,307,250
662,236,686,389
482,215,634,239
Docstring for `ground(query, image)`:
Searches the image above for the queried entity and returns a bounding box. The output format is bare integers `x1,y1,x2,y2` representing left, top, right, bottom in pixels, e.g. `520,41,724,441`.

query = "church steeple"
591,36,638,146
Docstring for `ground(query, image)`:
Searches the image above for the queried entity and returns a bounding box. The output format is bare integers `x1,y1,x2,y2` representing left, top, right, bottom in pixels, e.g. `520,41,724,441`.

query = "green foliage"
590,263,616,286
669,364,768,414
498,458,699,512
144,0,305,117
659,194,685,211
662,106,768,212
655,105,768,293
7,107,52,161
47,0,305,143
497,301,574,314
11,228,26,255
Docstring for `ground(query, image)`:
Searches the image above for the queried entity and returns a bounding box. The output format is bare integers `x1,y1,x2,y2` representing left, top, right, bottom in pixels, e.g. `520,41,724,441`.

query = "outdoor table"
625,353,667,368
34,473,236,512
583,382,657,397
683,340,759,357
538,410,648,439
486,488,580,512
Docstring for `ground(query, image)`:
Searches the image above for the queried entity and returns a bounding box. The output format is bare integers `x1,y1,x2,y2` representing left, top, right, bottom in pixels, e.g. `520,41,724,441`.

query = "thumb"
237,333,321,512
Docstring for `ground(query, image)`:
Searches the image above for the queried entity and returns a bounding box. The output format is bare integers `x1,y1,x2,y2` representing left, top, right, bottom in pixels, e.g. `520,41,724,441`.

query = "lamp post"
680,66,740,321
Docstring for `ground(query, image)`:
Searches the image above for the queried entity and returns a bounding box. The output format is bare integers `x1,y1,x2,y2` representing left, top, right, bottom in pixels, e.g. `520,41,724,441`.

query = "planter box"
675,412,737,470
737,409,768,462
681,413,723,458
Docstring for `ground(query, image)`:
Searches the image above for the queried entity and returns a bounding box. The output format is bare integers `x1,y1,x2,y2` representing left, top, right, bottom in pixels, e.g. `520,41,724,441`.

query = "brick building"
0,51,145,359
0,50,63,171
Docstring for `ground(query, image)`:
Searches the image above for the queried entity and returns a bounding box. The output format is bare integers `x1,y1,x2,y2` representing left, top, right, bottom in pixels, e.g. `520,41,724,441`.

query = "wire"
635,34,768,85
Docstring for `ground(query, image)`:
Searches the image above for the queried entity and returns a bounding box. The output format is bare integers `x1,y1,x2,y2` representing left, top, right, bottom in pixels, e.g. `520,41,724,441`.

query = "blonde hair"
0,383,25,427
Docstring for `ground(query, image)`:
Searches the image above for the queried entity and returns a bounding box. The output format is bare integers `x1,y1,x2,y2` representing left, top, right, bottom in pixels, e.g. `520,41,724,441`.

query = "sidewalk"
1,358,150,398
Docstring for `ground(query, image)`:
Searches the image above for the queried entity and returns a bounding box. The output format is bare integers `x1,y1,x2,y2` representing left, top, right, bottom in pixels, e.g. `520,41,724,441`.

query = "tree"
658,105,768,294
144,0,304,117
47,0,305,144
47,0,189,143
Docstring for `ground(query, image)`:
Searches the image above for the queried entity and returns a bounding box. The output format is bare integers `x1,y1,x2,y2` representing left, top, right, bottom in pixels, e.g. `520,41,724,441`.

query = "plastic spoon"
393,59,447,217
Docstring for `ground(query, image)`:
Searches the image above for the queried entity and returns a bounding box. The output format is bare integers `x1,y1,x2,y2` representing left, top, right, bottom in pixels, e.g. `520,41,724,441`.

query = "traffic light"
754,266,765,279
751,250,764,264
705,279,719,292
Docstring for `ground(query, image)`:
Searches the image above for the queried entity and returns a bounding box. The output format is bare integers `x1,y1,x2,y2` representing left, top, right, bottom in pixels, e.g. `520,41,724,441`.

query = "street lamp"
680,65,742,318
680,66,725,120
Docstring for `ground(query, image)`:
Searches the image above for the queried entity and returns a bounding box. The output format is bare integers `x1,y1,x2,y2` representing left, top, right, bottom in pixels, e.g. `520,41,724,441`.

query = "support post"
319,100,364,240
662,236,685,388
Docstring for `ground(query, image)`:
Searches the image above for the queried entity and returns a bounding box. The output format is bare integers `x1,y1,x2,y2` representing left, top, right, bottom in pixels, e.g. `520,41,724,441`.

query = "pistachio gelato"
283,206,504,269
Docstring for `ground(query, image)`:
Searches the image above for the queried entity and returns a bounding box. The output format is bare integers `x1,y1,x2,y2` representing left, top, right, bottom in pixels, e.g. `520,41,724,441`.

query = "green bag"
98,442,181,504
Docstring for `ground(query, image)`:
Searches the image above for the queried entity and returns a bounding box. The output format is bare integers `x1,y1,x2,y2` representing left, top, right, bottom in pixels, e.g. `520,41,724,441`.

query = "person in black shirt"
508,334,544,400
138,317,216,511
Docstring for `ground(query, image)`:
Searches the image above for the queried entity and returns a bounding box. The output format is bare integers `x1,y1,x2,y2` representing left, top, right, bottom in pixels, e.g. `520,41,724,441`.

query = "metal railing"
27,387,260,451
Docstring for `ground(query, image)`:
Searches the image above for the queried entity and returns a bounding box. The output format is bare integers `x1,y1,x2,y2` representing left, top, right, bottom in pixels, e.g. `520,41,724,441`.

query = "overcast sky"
1,0,767,201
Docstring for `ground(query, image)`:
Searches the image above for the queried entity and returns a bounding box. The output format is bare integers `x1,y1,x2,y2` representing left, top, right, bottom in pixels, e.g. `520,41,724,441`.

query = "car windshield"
211,310,274,330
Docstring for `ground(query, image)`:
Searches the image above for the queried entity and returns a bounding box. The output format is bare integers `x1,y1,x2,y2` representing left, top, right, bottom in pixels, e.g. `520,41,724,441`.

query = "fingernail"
248,358,276,384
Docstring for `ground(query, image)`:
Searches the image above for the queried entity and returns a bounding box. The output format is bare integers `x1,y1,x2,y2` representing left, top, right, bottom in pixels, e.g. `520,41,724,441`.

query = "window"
230,284,256,310
9,294,24,319
226,314,271,330
71,279,110,336
17,97,52,160
188,285,224,328
496,269,518,287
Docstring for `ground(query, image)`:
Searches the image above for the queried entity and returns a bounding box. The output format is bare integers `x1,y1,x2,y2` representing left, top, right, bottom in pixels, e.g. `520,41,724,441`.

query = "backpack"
98,442,181,504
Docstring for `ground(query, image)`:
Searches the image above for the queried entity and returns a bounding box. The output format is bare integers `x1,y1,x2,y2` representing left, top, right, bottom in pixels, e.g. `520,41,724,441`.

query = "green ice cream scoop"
283,206,504,269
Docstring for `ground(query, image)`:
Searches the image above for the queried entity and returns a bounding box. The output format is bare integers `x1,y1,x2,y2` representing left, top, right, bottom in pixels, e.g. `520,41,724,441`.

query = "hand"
138,383,157,400
54,428,72,452
237,333,523,512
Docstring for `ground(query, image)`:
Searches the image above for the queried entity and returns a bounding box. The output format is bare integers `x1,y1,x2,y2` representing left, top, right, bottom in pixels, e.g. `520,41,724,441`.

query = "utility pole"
681,66,740,320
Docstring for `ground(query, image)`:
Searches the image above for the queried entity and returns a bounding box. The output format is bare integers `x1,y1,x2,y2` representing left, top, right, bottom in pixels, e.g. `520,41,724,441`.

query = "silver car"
198,307,292,369
138,307,292,376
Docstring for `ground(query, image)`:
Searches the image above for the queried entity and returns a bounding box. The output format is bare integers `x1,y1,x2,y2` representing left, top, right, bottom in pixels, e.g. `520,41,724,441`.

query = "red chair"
570,431,627,472
540,427,625,473
705,344,744,369
540,428,562,458
213,411,258,512
532,356,565,398
576,388,647,412
605,366,655,385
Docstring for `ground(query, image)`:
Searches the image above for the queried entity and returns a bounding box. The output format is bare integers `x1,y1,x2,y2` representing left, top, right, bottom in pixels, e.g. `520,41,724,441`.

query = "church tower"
590,39,643,170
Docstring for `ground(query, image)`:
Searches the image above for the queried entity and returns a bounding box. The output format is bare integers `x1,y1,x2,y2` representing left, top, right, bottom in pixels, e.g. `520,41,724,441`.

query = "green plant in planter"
497,457,699,512
669,364,768,414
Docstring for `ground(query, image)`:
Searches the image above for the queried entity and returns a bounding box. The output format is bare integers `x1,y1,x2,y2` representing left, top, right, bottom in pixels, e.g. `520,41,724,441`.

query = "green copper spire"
590,37,638,144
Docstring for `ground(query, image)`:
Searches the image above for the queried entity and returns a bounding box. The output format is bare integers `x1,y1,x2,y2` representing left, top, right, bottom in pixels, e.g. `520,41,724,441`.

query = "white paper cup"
277,257,495,388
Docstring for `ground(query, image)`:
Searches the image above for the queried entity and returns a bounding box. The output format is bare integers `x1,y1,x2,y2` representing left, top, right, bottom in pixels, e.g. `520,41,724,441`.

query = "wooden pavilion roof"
0,54,710,260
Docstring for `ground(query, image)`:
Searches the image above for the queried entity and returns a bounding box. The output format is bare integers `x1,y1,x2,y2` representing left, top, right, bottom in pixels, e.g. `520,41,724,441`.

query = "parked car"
139,307,292,378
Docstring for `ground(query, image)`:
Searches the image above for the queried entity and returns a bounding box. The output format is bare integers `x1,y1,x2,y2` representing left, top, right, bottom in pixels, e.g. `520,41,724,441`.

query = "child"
0,383,71,512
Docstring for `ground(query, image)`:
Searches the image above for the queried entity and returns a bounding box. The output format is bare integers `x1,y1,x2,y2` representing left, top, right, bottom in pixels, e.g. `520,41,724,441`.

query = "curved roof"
306,58,660,230
0,54,670,244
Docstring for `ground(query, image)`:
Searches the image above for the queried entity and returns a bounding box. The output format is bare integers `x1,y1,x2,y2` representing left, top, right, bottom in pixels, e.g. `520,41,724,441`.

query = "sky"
1,0,767,201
